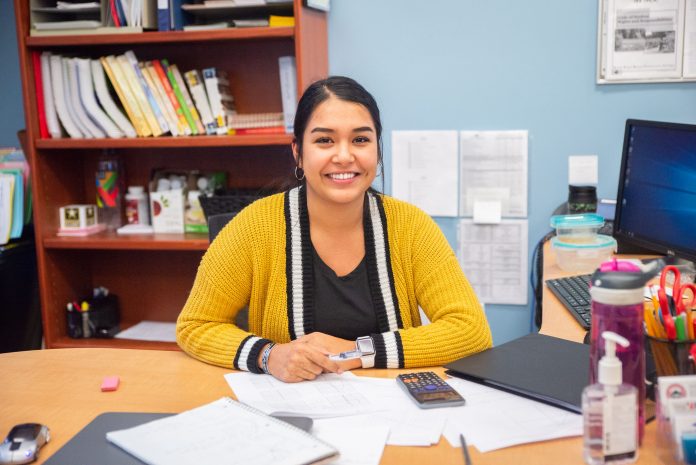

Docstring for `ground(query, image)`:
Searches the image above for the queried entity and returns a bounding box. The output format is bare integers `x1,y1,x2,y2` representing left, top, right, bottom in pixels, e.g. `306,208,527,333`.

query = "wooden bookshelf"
13,0,327,350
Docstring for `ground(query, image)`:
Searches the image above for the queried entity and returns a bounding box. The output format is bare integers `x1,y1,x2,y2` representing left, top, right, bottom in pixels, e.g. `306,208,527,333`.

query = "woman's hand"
298,332,363,371
260,338,342,383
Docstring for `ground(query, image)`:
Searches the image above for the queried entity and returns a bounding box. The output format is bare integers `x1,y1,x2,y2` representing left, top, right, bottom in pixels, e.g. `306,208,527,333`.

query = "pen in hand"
460,434,473,465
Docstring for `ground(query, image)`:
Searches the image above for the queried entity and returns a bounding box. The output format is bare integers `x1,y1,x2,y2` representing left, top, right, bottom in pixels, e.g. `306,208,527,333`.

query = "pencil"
460,434,473,465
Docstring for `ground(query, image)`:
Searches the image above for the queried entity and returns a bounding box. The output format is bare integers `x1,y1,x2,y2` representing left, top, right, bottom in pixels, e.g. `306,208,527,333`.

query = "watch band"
356,336,376,368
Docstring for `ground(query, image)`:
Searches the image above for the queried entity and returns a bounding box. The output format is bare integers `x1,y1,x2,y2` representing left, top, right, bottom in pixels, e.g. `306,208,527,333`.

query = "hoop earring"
294,166,305,181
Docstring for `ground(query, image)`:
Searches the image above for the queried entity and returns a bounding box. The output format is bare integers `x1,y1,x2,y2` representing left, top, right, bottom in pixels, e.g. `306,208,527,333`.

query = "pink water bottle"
589,261,656,443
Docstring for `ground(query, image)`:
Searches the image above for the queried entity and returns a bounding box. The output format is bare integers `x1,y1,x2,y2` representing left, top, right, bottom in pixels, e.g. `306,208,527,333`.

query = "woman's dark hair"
293,76,384,190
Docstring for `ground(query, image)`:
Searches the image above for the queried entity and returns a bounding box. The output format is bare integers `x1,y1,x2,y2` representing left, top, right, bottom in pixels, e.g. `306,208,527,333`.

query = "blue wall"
327,0,696,344
1,1,694,344
0,0,25,147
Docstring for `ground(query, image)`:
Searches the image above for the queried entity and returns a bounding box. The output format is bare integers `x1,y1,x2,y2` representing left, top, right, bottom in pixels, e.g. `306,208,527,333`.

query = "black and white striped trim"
364,193,402,333
373,331,404,369
233,335,271,374
284,188,403,368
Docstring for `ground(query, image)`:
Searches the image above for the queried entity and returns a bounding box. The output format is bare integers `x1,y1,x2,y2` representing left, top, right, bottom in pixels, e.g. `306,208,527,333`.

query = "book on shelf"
76,58,125,138
152,60,192,135
184,70,218,135
91,59,138,138
161,59,199,135
227,112,284,129
278,55,297,133
141,62,183,136
102,55,152,137
268,15,294,27
32,51,49,139
202,67,235,135
124,51,170,135
34,48,294,141
116,54,164,136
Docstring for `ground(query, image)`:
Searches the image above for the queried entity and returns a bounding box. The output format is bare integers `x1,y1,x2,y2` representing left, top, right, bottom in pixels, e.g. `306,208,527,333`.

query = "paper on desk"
114,321,177,342
459,130,527,218
313,416,389,465
391,130,458,217
442,377,582,452
457,218,528,305
226,372,448,445
225,372,395,418
340,376,449,446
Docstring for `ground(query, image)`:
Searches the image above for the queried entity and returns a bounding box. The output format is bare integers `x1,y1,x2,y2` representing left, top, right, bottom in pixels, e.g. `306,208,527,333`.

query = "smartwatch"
356,336,376,368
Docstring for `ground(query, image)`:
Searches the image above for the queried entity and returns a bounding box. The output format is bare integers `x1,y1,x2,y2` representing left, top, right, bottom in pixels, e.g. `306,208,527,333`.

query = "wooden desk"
0,245,659,465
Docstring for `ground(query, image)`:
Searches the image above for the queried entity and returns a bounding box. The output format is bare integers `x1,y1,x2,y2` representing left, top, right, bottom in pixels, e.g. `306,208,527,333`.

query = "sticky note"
101,375,120,392
568,155,598,186
473,200,502,224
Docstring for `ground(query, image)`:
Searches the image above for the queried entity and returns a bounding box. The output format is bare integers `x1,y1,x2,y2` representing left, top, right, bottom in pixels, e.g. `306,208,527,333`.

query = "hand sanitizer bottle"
583,331,638,465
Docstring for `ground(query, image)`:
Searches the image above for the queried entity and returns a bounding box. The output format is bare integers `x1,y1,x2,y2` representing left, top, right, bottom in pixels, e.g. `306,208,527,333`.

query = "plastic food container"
550,214,605,244
551,235,617,273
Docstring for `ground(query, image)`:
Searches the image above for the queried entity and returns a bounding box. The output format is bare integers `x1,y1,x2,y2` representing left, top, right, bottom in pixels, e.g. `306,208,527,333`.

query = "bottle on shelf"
95,156,124,230
125,186,150,225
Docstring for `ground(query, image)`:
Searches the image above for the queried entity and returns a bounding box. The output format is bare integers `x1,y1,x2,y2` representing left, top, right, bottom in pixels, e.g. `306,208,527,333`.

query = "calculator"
396,372,466,409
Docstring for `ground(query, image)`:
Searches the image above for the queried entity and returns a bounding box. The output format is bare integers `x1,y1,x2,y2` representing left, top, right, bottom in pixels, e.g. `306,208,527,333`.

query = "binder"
445,332,590,413
31,51,49,138
157,0,170,31
278,56,297,133
39,52,61,138
49,55,83,138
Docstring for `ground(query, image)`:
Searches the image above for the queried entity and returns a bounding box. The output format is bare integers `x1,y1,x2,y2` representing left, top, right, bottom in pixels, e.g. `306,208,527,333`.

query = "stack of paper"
0,148,31,245
225,371,582,455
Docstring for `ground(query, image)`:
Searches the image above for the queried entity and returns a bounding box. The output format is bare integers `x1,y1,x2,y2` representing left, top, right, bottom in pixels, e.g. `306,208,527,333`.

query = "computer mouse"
0,424,50,465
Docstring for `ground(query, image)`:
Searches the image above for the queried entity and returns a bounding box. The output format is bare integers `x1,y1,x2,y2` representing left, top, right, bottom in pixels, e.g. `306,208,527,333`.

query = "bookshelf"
13,0,327,350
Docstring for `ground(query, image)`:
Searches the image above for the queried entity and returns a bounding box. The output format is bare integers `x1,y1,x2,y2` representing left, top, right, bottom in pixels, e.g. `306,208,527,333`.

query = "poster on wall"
597,0,696,82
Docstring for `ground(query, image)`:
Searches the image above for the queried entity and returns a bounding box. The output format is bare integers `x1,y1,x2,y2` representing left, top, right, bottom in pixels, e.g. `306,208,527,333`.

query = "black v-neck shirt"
311,246,379,340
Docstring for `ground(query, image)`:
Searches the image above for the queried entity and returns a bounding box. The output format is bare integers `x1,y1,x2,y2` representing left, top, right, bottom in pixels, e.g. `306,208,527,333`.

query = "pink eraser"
101,376,120,392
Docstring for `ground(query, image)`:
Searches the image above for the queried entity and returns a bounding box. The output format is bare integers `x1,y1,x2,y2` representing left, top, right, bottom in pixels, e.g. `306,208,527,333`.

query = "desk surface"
0,245,659,465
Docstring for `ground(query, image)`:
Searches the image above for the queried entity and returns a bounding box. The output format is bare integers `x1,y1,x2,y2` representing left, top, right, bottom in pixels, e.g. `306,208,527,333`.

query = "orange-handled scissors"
676,283,696,340
659,265,681,317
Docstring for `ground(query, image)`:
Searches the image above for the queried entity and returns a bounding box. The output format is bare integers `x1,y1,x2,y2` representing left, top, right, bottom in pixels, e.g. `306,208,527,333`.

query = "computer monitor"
613,119,696,263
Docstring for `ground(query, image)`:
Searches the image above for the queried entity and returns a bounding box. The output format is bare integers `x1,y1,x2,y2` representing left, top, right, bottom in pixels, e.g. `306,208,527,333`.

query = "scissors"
676,283,696,340
659,265,681,317
655,266,680,340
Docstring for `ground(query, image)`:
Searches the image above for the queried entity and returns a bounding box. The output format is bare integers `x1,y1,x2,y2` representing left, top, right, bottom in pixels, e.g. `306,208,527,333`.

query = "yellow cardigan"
177,187,492,372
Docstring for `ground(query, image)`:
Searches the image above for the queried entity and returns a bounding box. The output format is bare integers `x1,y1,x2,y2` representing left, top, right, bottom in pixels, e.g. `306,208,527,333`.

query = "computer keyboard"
545,274,592,330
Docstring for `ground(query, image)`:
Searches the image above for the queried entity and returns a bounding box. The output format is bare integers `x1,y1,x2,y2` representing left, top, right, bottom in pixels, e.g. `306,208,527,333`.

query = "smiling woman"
176,76,493,383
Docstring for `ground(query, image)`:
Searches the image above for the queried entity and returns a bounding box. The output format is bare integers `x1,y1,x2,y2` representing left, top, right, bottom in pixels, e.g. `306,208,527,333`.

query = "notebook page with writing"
106,397,338,465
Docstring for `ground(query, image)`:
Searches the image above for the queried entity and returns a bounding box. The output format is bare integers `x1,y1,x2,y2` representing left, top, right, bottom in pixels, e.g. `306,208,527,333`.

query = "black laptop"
445,332,590,413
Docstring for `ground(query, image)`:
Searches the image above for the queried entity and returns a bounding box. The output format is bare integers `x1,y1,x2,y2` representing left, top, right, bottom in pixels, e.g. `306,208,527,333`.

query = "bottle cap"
128,186,144,195
598,331,629,386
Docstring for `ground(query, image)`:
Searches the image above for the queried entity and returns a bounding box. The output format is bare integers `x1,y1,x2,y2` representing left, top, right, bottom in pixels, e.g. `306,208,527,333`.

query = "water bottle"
95,156,124,230
589,260,657,443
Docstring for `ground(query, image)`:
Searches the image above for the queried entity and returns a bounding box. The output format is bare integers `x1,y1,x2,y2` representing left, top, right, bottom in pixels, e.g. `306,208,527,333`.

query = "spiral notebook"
106,397,339,465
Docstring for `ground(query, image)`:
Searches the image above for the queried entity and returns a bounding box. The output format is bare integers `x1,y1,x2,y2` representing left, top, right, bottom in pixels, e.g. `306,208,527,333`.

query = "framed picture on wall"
597,0,696,83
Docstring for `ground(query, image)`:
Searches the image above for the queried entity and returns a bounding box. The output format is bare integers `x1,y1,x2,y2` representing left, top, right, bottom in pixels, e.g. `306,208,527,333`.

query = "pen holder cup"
65,294,120,339
647,336,696,378
649,336,696,465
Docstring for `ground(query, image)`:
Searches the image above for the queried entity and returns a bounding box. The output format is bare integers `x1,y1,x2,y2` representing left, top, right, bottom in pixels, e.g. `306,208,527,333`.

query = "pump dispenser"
583,331,638,465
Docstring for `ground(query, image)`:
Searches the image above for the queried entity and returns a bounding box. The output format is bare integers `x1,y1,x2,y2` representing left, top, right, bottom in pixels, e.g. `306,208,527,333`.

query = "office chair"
206,212,249,331
207,212,237,243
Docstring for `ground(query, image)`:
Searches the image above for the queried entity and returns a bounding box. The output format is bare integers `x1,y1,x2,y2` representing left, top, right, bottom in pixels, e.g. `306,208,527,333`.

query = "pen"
460,434,473,465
